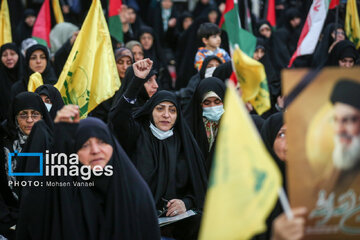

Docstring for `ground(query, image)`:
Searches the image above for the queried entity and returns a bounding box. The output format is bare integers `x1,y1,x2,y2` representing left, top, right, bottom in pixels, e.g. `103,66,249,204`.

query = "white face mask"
205,67,216,78
149,122,174,140
202,105,225,121
45,103,52,112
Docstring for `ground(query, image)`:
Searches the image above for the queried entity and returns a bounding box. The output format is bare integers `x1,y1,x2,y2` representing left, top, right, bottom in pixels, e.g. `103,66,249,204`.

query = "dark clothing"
11,45,57,99
326,40,359,66
0,92,52,238
184,77,226,176
34,84,65,120
0,43,24,123
110,90,207,210
176,55,222,110
16,118,160,240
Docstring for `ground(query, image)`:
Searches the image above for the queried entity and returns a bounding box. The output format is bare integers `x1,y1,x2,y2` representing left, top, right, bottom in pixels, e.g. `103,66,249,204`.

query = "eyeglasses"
17,112,42,120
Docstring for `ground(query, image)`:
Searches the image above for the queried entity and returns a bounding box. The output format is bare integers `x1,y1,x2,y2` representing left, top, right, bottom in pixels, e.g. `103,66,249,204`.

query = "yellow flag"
28,72,44,92
52,0,64,24
199,83,281,240
345,0,360,49
55,0,120,118
233,44,270,115
0,0,12,46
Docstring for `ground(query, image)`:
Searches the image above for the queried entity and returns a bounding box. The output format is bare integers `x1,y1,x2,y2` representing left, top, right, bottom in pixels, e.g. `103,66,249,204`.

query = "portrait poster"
284,67,360,239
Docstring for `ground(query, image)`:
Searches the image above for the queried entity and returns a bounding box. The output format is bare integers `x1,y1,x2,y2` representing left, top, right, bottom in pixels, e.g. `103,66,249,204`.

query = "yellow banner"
0,0,12,46
199,83,281,240
55,0,120,118
52,0,64,24
28,72,44,92
345,0,360,49
233,45,270,115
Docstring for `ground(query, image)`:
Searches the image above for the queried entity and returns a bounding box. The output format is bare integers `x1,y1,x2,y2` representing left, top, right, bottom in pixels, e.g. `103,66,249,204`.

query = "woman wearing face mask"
109,59,207,239
175,55,222,110
11,44,57,99
35,84,65,120
0,92,52,239
16,111,160,240
184,77,226,176
0,43,24,123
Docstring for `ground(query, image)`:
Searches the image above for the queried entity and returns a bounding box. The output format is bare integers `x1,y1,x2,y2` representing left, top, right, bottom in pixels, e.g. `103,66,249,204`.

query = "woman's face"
259,25,272,38
40,94,52,104
1,49,19,69
183,17,193,31
16,109,42,135
253,48,265,61
127,8,137,24
116,56,132,79
332,28,345,41
206,59,221,68
273,125,287,161
131,45,144,62
140,33,154,51
29,49,47,73
161,0,173,9
152,101,177,131
201,97,223,108
144,75,159,98
208,10,218,24
77,137,113,169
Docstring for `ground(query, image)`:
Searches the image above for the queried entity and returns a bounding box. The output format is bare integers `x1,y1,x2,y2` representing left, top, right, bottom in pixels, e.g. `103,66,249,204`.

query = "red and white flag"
288,0,330,67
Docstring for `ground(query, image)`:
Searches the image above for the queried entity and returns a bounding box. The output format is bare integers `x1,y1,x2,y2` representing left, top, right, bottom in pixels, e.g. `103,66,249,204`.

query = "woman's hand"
166,199,186,217
133,58,153,79
271,207,307,240
54,105,80,123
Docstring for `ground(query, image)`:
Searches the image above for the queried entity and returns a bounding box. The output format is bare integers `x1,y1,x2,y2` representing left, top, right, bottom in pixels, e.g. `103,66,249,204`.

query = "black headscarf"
184,77,226,175
312,23,345,68
11,44,57,98
212,61,233,82
326,40,359,66
3,92,53,141
16,117,160,240
176,55,223,110
260,112,285,186
0,92,53,238
35,84,65,120
0,43,24,122
132,90,207,211
13,8,35,46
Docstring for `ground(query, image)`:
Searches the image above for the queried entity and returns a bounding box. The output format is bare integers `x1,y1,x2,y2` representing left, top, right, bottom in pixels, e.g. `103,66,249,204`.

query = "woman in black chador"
16,111,160,240
109,59,207,239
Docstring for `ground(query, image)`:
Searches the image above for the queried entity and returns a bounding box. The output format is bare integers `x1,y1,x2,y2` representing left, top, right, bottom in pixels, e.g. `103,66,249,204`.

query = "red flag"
108,0,123,42
32,0,51,47
266,0,276,27
329,0,340,9
219,0,234,28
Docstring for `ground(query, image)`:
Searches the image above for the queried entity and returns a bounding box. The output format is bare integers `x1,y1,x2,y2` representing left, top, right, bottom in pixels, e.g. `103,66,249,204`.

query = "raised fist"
133,58,153,79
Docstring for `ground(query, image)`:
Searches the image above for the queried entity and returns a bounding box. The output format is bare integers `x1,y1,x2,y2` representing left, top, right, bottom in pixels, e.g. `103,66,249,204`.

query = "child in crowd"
194,22,230,71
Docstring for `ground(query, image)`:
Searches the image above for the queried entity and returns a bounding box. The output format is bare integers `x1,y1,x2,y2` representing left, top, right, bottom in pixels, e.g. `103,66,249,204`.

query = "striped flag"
219,0,256,57
0,0,11,46
32,0,51,47
108,0,123,43
266,0,276,27
329,0,339,9
345,0,360,49
288,0,329,67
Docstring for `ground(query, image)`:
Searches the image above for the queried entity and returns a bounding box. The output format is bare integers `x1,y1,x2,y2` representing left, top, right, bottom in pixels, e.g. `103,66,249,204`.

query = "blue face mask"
202,105,224,121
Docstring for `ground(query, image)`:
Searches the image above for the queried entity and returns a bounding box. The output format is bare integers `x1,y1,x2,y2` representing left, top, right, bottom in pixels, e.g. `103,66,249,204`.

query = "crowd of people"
1,0,360,239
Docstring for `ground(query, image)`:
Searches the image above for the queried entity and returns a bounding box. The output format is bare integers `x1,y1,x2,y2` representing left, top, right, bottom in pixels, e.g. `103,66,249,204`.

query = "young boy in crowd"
194,22,231,71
